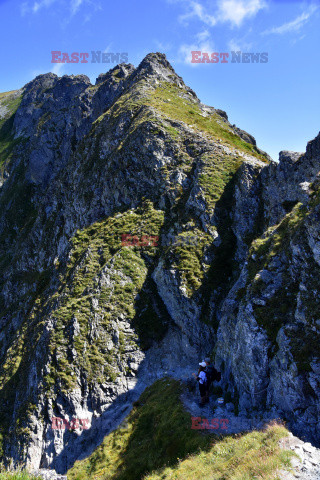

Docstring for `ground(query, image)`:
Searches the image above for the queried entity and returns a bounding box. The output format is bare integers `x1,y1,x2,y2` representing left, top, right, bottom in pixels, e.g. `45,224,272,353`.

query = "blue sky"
0,0,319,160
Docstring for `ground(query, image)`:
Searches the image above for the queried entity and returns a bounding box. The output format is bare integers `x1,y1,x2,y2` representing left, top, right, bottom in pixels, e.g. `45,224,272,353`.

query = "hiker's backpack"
206,365,221,382
214,367,221,382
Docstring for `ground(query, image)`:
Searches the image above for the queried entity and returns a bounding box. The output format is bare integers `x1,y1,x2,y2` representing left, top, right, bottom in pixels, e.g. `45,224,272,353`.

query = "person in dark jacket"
204,357,221,403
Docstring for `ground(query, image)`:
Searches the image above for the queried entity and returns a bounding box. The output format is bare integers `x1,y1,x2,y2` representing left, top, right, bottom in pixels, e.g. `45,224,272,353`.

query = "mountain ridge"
0,52,319,474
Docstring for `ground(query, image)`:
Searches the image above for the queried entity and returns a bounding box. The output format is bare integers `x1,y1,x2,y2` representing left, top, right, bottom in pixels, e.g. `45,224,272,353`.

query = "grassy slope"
146,423,292,480
68,378,211,480
44,201,165,392
149,83,269,163
0,201,165,398
0,473,39,480
67,378,292,480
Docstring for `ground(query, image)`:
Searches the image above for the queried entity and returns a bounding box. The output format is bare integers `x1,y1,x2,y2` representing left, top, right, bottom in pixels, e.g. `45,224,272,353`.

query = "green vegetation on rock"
0,470,40,480
149,83,268,162
247,199,320,371
145,422,292,480
43,200,165,392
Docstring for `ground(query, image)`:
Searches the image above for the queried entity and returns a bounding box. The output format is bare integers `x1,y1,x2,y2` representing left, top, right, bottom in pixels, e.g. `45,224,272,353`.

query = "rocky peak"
305,131,320,160
95,63,135,85
11,53,206,188
278,150,303,167
261,133,320,226
51,74,91,98
135,52,179,82
130,52,198,99
23,72,58,95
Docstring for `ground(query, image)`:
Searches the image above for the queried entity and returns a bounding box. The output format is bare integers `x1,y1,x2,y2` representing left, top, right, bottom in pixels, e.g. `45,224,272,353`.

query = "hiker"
193,361,208,406
204,357,221,403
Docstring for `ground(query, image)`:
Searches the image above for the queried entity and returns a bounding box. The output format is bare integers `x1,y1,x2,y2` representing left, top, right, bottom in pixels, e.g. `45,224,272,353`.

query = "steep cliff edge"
216,133,320,445
0,52,318,474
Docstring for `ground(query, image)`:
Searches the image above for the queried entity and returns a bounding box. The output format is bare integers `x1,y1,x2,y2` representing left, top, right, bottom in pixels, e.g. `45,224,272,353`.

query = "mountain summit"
0,52,319,473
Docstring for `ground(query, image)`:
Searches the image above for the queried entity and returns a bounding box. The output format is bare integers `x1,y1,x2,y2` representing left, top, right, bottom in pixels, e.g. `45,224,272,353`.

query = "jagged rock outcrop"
0,52,319,474
215,132,320,445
